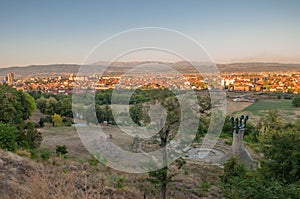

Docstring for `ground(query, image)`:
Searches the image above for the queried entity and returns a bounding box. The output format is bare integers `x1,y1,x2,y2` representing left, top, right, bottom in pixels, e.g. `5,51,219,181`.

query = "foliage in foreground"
220,111,300,198
0,85,41,151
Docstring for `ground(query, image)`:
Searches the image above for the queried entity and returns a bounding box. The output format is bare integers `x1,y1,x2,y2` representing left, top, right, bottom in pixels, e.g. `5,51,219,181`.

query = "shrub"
183,168,190,175
44,116,52,123
30,149,39,159
292,96,300,107
52,114,62,127
63,117,73,126
88,156,99,166
220,157,246,183
199,181,211,197
56,145,68,157
40,150,51,161
109,175,126,190
39,118,45,127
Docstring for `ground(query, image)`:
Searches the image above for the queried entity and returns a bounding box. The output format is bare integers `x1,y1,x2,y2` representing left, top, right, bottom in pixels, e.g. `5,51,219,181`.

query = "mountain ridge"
1,62,300,78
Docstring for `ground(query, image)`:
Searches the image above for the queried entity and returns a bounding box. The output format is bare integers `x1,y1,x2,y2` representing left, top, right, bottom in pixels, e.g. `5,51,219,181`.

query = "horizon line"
1,60,300,69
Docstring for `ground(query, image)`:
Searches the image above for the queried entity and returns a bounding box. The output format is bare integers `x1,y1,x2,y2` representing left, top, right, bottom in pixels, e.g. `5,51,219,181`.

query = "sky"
0,0,300,67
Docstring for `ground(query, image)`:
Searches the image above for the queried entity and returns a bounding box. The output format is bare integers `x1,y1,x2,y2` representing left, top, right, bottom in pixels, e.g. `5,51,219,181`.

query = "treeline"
71,88,178,106
30,89,183,126
0,84,41,151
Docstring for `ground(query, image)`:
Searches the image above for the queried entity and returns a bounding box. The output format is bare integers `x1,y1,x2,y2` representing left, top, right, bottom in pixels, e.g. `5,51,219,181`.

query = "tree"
36,97,47,114
0,122,19,151
129,103,143,126
260,130,300,184
0,84,34,126
19,121,42,149
220,114,300,199
147,97,181,199
56,98,73,117
292,96,300,107
0,85,41,151
52,113,62,127
104,104,114,124
258,109,283,142
19,91,36,120
96,105,105,123
45,97,57,115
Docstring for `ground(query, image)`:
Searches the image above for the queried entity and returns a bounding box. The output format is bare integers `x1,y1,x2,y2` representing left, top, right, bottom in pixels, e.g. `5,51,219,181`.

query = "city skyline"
1,0,300,67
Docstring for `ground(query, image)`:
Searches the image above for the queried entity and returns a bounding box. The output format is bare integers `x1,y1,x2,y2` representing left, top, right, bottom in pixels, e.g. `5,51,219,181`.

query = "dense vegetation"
220,110,300,198
2,87,300,198
0,84,41,151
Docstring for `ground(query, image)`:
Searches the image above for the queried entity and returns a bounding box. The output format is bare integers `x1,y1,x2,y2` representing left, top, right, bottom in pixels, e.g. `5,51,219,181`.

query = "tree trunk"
161,182,167,199
160,129,169,199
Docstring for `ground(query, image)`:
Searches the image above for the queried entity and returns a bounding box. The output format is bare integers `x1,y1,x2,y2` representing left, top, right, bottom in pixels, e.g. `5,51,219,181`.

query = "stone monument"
230,115,254,169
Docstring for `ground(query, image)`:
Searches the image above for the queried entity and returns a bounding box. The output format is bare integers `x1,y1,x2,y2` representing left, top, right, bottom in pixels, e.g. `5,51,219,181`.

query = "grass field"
243,99,293,113
233,99,300,123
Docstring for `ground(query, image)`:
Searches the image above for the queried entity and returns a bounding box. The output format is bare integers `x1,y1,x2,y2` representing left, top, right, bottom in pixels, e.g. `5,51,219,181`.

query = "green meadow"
234,99,300,123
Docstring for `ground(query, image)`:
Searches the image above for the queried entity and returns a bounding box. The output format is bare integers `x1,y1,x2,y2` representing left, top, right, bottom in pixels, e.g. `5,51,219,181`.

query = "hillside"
1,62,300,79
0,148,223,199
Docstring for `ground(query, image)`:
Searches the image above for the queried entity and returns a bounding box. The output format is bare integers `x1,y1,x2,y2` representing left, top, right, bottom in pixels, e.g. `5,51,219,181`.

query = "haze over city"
1,0,300,67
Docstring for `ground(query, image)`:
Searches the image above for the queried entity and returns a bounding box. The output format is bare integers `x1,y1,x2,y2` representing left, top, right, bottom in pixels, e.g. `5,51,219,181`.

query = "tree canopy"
0,84,36,126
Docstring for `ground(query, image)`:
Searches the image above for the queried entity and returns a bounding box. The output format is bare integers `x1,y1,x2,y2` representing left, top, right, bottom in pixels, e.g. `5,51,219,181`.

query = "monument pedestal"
230,116,254,169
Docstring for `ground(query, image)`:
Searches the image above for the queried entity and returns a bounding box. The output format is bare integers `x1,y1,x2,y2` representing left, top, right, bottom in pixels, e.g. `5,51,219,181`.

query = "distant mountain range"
1,62,300,79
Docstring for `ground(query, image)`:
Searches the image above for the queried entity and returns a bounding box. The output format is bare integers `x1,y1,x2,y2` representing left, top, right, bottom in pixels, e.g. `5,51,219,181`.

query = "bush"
44,116,52,123
63,117,73,126
183,168,190,175
39,118,45,127
52,114,63,127
30,149,39,159
40,150,51,161
292,96,300,107
88,156,99,166
56,145,68,157
109,175,126,190
199,181,211,197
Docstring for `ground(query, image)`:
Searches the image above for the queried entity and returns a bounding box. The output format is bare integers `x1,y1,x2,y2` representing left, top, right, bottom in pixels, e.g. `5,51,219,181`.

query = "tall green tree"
19,92,36,120
36,97,47,114
0,122,19,151
19,121,42,149
148,97,181,199
129,103,143,126
45,97,57,115
0,84,35,126
56,97,73,117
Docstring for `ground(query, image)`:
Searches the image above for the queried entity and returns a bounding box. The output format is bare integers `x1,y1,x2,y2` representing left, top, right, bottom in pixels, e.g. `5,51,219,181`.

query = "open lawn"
243,99,294,113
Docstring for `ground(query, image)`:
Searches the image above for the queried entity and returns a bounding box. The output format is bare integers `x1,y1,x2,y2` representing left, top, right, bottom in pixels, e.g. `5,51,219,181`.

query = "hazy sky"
0,0,300,67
